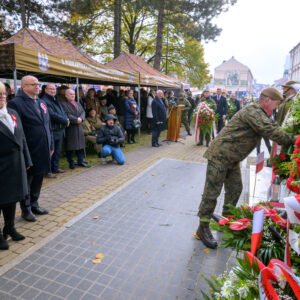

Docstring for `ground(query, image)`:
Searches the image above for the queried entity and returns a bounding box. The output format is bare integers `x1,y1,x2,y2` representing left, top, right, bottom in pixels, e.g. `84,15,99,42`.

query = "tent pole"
138,72,141,141
76,77,79,102
13,69,17,94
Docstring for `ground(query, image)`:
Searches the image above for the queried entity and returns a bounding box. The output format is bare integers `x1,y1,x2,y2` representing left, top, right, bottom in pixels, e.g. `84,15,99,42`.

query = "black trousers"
0,203,17,229
126,129,137,142
152,126,162,146
66,149,84,164
21,172,44,210
51,137,63,172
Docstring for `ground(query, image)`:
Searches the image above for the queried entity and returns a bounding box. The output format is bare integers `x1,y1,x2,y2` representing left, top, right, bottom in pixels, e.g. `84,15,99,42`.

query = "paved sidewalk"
0,158,248,300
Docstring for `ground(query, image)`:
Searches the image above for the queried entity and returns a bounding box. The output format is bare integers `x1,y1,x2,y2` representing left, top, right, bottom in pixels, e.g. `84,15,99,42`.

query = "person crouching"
97,114,125,165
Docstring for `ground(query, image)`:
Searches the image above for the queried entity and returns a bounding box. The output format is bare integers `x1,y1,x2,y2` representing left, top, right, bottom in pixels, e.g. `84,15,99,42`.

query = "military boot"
196,223,218,249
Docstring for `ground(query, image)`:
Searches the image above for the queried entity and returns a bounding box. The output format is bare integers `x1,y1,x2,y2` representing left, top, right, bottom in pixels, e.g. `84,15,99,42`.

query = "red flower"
270,214,287,228
295,135,300,149
287,177,300,193
294,148,300,154
229,218,251,231
264,208,278,217
279,153,287,161
218,216,234,225
10,114,17,128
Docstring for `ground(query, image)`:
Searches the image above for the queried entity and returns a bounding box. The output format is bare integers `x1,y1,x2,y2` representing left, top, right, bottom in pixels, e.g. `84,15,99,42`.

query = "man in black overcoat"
42,84,69,175
8,75,53,222
151,90,167,147
213,88,228,133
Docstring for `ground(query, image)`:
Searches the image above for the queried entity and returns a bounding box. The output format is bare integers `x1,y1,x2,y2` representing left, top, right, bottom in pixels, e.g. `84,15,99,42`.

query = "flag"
284,220,291,267
251,209,264,255
256,151,264,173
284,196,300,224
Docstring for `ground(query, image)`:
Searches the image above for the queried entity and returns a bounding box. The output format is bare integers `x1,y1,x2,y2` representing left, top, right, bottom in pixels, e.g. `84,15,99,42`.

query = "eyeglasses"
25,83,41,87
0,93,7,97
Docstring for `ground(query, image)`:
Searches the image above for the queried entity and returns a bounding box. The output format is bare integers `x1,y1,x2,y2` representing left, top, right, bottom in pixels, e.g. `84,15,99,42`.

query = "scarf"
0,105,15,134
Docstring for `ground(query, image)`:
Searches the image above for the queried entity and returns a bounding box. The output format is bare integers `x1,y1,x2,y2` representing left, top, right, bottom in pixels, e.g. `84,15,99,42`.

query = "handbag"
133,119,141,129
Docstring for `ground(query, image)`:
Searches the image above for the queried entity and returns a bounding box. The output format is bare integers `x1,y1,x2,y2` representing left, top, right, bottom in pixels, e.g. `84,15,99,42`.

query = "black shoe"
152,144,159,147
78,162,91,168
188,132,192,136
197,142,203,146
21,211,37,222
53,169,65,174
196,223,218,249
128,141,134,144
69,161,75,169
31,206,49,215
45,173,57,179
3,227,25,241
131,139,136,143
0,234,9,250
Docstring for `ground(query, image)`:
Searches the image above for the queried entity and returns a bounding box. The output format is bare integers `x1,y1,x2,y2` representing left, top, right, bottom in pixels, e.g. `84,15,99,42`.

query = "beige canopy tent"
106,52,181,89
0,28,139,86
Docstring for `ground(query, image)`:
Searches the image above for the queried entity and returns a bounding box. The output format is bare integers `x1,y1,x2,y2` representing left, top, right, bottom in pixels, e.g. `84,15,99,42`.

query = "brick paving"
0,134,247,299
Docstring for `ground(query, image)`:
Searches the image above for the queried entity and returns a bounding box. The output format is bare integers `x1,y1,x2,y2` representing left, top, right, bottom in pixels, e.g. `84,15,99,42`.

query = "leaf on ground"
151,173,156,176
159,224,171,226
92,259,102,264
95,253,105,260
203,248,211,254
92,215,99,220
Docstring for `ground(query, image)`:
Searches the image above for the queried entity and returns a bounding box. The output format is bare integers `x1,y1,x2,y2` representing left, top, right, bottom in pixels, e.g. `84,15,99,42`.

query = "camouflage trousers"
181,115,190,133
198,160,243,223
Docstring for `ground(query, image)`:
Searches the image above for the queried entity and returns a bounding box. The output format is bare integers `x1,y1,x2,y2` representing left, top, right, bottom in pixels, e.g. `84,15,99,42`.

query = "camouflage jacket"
276,95,294,126
177,97,191,117
204,102,294,166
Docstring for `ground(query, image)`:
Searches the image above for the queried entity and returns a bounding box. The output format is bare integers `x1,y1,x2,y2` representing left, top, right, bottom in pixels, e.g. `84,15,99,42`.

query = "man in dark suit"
151,90,167,147
42,84,69,176
8,75,53,222
213,88,228,133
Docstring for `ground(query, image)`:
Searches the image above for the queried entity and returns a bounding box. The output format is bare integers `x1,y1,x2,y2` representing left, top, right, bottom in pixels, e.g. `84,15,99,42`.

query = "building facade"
290,42,300,81
213,56,254,97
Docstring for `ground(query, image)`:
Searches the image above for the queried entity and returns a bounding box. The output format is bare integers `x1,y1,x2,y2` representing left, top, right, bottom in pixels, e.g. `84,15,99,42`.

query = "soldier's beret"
260,87,283,101
281,80,300,88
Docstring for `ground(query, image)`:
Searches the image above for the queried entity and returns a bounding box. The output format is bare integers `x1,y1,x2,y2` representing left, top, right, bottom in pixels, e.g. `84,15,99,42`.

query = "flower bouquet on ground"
194,102,216,143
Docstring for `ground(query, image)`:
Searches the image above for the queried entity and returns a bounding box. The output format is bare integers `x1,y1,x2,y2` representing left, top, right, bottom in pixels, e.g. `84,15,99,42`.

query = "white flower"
220,284,232,298
237,286,249,298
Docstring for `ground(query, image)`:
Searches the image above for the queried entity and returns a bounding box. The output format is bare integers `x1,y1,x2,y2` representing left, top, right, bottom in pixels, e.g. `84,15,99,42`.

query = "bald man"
42,84,69,176
8,75,53,221
151,90,167,147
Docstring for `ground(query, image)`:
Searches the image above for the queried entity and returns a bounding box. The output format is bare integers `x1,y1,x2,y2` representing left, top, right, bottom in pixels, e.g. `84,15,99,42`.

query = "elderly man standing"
8,75,53,222
276,80,300,126
195,88,295,249
61,89,90,169
151,90,167,147
42,84,69,176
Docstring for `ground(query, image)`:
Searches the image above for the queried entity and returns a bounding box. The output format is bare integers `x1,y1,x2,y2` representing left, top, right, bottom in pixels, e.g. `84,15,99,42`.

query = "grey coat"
61,101,85,151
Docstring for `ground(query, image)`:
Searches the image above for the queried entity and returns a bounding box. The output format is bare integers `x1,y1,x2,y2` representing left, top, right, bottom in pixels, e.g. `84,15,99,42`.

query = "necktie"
33,100,41,116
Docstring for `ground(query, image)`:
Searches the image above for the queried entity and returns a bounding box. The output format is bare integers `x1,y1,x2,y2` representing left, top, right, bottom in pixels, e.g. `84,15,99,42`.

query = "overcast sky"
203,0,300,84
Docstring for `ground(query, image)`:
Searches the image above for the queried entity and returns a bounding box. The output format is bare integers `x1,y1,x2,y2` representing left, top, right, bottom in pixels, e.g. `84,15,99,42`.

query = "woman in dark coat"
0,82,32,250
124,90,139,144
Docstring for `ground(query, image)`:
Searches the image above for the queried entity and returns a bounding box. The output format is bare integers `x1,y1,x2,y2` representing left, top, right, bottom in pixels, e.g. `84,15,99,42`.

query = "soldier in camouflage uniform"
177,92,192,135
195,88,294,249
276,81,299,125
197,90,217,146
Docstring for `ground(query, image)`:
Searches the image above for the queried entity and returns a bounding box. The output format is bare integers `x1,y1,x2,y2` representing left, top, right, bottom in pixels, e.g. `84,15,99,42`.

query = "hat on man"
104,114,117,121
281,80,300,88
260,87,283,101
107,104,115,111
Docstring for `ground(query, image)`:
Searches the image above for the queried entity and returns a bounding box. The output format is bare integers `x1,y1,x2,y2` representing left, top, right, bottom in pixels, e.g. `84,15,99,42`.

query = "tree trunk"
20,0,26,28
153,0,164,71
113,0,121,58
